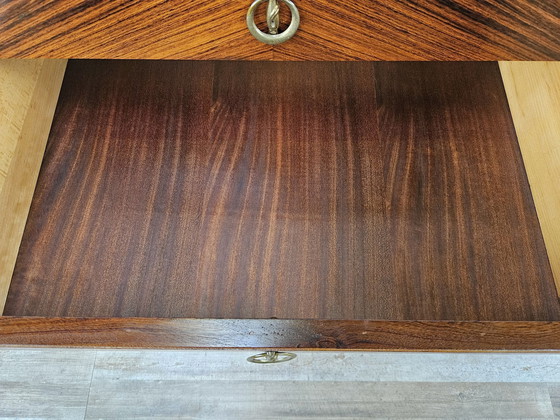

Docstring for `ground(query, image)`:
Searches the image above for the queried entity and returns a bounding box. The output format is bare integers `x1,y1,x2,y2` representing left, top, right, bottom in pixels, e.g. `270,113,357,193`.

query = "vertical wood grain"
499,62,560,297
0,59,67,312
4,61,558,321
372,62,559,321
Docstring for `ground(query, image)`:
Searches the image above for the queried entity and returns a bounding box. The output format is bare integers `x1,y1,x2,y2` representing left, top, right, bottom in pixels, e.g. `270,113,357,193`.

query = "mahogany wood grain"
0,1,558,60
3,61,559,321
1,318,560,350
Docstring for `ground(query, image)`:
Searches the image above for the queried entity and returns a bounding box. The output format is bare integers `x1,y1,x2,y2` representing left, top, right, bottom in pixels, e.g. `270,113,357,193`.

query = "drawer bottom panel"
3,60,558,321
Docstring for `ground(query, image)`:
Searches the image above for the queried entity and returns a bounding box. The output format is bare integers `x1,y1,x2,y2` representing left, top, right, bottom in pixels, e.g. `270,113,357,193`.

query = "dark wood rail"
1,318,560,351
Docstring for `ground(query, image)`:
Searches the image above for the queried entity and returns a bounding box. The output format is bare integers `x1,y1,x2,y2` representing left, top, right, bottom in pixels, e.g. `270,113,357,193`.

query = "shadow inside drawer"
4,60,559,321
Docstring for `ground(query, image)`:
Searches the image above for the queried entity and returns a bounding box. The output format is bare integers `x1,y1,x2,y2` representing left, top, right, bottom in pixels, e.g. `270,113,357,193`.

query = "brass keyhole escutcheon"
246,0,300,45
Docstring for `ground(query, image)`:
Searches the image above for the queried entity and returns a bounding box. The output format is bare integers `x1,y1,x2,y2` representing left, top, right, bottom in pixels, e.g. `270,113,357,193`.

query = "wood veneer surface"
273,0,560,61
0,0,558,60
0,0,271,61
4,61,559,320
2,319,560,351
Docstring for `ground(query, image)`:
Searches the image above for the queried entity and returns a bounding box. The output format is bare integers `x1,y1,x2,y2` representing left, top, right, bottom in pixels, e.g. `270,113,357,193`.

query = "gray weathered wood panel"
0,349,94,419
86,380,553,419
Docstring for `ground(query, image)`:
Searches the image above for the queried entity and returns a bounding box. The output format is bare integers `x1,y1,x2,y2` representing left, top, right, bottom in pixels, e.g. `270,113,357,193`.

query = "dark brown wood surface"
1,318,560,350
0,0,558,60
4,61,559,320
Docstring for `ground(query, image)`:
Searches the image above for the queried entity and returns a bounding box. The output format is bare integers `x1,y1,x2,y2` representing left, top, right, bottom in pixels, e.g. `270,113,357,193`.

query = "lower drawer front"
1,348,558,418
0,1,558,60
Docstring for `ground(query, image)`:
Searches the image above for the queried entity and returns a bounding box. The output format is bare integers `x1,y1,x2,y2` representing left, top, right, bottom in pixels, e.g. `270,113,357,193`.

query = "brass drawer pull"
247,351,297,364
246,0,300,45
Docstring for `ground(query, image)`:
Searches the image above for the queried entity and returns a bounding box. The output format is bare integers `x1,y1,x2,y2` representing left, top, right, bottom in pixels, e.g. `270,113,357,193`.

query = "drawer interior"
3,60,559,321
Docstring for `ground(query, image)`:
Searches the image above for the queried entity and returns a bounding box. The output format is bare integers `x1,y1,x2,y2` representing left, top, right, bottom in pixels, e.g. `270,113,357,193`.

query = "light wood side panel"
0,59,67,313
500,62,560,296
0,59,44,190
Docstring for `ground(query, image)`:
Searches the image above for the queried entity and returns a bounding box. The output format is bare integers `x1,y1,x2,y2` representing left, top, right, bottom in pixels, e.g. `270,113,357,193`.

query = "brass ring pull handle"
246,0,300,45
247,351,297,364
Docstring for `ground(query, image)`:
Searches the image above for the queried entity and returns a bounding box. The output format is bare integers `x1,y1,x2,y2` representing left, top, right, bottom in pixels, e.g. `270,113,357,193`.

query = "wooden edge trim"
0,318,559,351
0,59,67,312
499,61,560,296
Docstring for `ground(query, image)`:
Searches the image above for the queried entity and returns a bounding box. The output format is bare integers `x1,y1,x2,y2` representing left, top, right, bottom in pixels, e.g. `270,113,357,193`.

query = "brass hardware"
247,351,297,364
246,0,300,45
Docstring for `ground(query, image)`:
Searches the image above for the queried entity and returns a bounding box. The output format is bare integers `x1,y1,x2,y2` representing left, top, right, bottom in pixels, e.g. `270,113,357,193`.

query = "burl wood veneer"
4,61,559,321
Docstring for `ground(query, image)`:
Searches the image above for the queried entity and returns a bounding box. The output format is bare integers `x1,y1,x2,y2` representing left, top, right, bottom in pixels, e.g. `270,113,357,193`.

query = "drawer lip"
0,318,559,351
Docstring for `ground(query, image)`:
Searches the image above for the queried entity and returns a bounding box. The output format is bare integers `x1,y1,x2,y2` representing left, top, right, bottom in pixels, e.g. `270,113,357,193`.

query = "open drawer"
0,59,559,350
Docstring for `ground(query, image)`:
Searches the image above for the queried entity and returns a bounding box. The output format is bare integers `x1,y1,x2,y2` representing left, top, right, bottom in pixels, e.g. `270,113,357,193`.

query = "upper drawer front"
0,0,558,60
279,1,560,60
